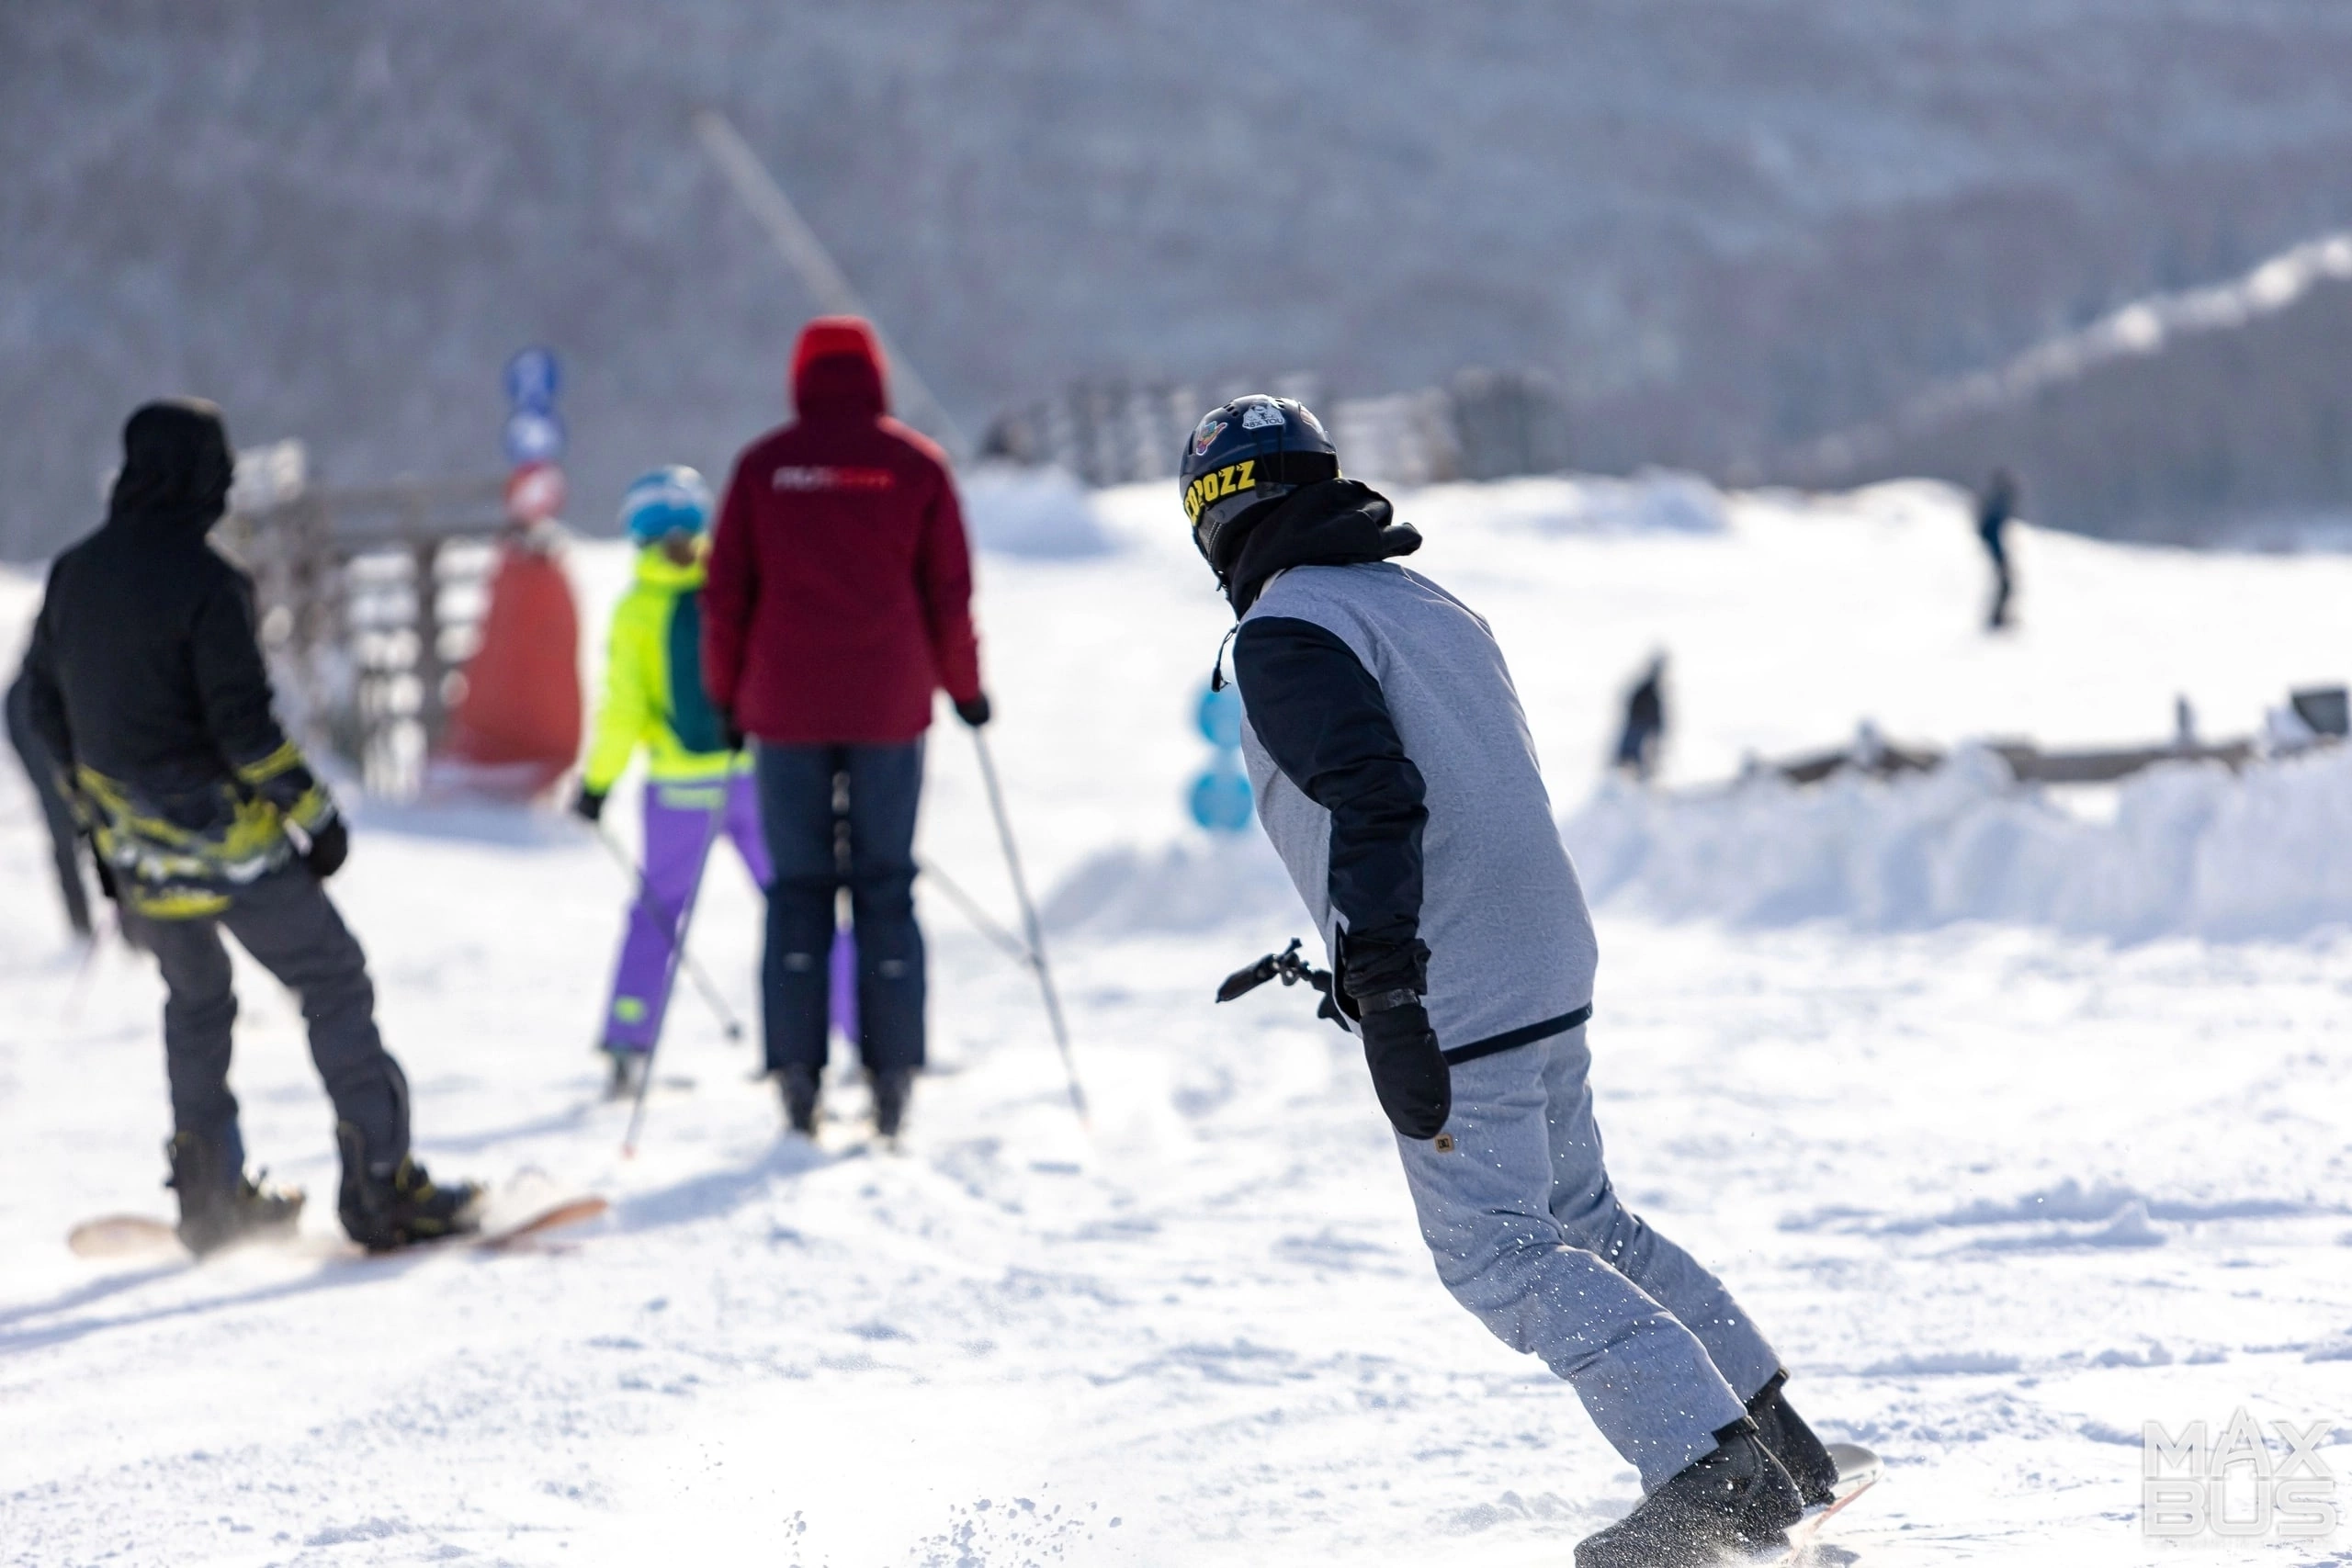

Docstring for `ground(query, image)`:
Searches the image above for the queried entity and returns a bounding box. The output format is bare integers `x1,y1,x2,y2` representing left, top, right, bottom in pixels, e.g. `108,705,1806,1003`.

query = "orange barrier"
429,527,582,802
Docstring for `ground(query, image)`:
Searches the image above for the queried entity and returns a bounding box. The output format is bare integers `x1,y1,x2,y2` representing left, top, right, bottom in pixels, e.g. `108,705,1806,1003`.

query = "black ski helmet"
1179,394,1340,570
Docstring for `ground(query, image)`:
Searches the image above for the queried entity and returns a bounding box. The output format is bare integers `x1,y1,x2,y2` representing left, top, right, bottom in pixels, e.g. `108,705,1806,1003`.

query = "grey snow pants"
137,867,410,1182
1393,1023,1780,1491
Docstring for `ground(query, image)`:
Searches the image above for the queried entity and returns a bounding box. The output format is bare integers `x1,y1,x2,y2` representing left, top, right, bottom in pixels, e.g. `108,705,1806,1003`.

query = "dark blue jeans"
754,739,927,1075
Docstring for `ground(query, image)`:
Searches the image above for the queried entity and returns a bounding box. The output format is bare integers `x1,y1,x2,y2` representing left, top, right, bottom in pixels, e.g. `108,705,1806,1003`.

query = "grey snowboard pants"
136,868,410,1182
1393,1023,1780,1491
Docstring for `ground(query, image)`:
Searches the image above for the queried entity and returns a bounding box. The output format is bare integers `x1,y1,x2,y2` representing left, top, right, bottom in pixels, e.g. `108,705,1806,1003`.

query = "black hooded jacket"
24,401,329,893
1216,478,1422,616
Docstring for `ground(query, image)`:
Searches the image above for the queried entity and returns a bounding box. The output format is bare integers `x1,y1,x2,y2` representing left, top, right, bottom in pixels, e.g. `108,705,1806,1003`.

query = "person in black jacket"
1611,652,1668,783
1976,468,2018,631
22,399,481,1255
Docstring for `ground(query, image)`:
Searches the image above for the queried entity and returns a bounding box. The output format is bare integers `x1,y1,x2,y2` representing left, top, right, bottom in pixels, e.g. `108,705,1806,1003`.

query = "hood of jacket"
107,399,233,538
790,316,888,423
1219,479,1423,615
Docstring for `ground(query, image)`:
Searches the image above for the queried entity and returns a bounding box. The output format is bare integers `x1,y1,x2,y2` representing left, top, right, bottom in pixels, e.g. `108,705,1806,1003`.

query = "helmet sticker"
1239,402,1285,431
1182,459,1259,522
1191,416,1228,457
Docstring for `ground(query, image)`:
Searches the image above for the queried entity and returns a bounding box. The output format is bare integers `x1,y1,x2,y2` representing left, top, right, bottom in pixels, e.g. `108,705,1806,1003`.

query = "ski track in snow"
3,481,2350,1565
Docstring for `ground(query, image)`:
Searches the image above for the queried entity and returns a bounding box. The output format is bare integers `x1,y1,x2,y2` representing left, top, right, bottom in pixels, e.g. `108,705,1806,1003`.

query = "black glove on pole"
1356,994,1450,1139
955,692,992,728
572,787,605,824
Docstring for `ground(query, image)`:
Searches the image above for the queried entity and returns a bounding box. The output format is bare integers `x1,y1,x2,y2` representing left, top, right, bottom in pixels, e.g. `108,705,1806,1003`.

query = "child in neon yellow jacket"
573,468,771,1093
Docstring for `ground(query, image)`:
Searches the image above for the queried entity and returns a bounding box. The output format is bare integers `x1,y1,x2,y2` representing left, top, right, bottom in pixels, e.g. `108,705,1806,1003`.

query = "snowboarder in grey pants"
1182,395,1844,1565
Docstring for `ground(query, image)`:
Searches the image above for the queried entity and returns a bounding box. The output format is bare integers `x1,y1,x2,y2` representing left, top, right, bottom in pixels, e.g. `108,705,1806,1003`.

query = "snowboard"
67,1192,608,1260
1770,1441,1881,1562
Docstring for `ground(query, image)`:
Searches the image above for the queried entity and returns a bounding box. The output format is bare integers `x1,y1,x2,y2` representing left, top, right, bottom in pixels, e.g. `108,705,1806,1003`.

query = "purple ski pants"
601,774,779,1055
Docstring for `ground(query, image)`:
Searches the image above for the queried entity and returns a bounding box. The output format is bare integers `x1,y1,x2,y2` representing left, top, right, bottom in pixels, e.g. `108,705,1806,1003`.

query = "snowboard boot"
165,1132,304,1257
1746,1370,1841,1508
780,1064,822,1137
335,1122,484,1252
1574,1418,1805,1568
869,1068,913,1142
601,1046,648,1102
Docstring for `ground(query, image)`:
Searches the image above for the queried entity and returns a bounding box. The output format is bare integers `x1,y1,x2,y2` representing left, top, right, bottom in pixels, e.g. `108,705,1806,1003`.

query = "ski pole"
913,853,1033,965
968,728,1089,1126
586,817,745,1043
622,776,737,1157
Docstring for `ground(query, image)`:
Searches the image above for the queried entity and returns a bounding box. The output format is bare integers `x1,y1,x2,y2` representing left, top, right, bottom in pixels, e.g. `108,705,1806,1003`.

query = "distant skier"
6,660,95,939
21,399,481,1254
1976,468,2018,631
1611,651,1668,783
1187,395,1845,1565
702,318,990,1142
572,468,770,1099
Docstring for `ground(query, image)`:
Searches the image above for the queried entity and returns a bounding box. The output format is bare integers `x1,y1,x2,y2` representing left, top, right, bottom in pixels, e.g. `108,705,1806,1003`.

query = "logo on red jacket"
773,466,895,491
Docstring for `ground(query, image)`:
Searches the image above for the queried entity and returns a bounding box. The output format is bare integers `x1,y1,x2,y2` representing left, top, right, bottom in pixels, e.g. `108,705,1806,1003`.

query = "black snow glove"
1357,996,1451,1140
955,692,992,728
571,787,605,825
302,817,350,880
718,707,747,754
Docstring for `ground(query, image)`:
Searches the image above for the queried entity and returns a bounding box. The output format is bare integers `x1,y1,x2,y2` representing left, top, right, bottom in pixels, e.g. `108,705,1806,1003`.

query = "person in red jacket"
703,317,989,1141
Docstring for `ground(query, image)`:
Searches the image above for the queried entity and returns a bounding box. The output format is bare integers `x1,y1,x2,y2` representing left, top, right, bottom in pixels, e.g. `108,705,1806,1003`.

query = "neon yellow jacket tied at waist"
582,544,746,794
78,740,337,919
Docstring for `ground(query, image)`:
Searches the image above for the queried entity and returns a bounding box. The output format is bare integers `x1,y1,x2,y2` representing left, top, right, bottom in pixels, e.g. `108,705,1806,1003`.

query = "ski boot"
869,1067,912,1143
1574,1417,1804,1568
335,1122,484,1252
1746,1370,1841,1508
166,1131,303,1257
600,1046,649,1102
780,1064,822,1137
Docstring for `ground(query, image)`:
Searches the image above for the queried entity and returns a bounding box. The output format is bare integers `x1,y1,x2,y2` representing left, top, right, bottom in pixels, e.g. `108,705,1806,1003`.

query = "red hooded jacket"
703,318,983,745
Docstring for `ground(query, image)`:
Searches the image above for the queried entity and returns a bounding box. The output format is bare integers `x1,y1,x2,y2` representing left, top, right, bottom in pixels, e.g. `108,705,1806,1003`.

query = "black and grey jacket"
1224,481,1599,1064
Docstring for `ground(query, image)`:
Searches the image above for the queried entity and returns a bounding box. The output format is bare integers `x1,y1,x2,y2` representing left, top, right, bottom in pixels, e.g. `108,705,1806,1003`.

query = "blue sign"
503,408,566,466
504,347,560,412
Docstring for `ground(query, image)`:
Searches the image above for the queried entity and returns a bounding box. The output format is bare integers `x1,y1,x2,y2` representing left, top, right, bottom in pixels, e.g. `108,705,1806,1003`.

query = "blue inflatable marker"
1189,762,1254,834
503,347,561,412
1188,678,1252,833
1196,682,1245,750
503,408,566,467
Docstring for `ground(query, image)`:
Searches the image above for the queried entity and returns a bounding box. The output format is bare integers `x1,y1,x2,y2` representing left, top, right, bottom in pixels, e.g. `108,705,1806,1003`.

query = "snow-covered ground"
4,478,2350,1565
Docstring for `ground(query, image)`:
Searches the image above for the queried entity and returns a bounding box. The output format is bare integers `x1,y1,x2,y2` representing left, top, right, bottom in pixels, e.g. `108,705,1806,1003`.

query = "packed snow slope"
3,478,2350,1566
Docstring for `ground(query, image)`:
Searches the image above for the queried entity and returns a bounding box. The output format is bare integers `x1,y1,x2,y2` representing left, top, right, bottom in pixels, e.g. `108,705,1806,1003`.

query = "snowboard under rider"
572,467,770,1100
702,316,991,1142
22,399,481,1255
1186,394,1844,1566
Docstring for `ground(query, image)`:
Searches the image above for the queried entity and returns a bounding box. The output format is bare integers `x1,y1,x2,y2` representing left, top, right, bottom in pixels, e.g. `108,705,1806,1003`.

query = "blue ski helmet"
1179,394,1339,570
619,465,714,543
